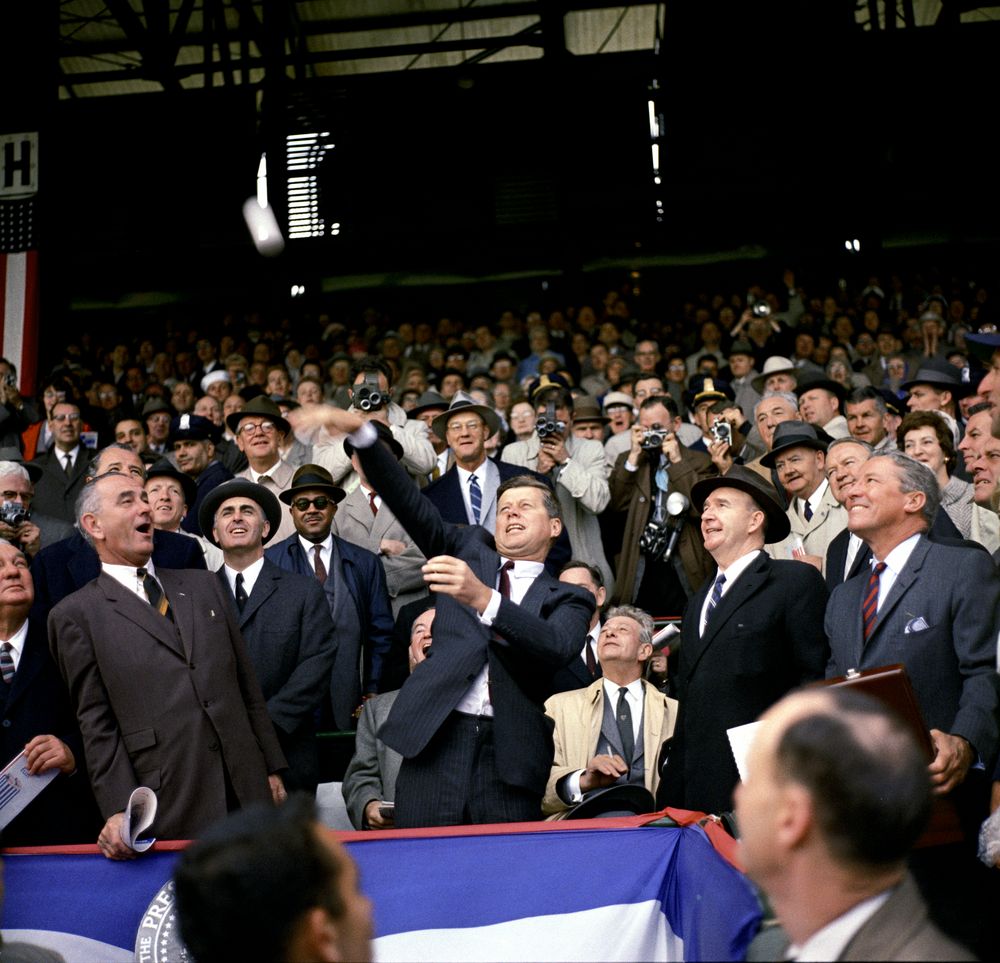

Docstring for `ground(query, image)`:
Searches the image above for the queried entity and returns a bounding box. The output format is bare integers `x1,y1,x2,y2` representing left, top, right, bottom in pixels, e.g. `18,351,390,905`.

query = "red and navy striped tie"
862,562,887,642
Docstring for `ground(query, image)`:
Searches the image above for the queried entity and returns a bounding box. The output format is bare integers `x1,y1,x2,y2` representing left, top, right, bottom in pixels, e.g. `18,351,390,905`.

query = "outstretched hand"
288,403,364,437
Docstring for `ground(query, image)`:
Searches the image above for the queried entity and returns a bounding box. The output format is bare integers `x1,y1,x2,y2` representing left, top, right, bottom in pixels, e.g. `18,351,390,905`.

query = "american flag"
1,131,40,396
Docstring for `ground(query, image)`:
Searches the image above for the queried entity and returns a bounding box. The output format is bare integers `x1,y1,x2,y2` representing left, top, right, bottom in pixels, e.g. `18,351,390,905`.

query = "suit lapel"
864,537,929,650
848,541,873,581
98,573,184,657
5,625,44,711
239,563,280,626
683,553,768,676
163,571,196,661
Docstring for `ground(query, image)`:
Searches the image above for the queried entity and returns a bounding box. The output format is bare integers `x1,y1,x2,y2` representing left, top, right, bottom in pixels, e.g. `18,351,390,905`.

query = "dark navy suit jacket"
0,617,101,845
30,528,206,623
265,532,394,730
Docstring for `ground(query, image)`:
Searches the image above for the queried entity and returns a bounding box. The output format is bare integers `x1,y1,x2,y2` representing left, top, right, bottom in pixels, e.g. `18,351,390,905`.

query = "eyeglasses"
292,496,332,511
237,421,276,437
52,413,81,423
446,420,484,434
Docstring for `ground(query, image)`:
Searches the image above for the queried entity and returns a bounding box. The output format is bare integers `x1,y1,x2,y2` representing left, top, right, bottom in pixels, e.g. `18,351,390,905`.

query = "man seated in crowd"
845,386,896,451
48,471,287,856
0,539,100,846
341,605,434,831
609,394,715,614
736,687,973,962
227,395,297,541
501,380,613,592
314,356,435,490
543,605,676,819
173,413,234,536
406,389,450,483
265,463,394,731
30,443,206,621
742,391,803,502
422,391,571,575
291,402,594,828
601,390,636,468
763,422,846,575
174,796,373,963
795,376,850,439
552,560,606,693
659,466,828,817
333,423,428,618
29,401,92,524
201,479,336,794
0,455,74,558
825,449,999,956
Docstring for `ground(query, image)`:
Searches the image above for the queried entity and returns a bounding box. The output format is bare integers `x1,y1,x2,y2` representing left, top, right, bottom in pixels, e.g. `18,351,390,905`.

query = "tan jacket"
542,678,678,817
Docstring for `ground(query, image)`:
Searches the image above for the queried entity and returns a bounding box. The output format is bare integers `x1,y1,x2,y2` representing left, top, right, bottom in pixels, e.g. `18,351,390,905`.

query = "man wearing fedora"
501,380,613,593
313,355,435,492
265,463,394,731
657,465,828,817
173,413,234,536
902,357,970,424
228,396,297,542
762,421,846,575
751,356,799,397
569,395,610,444
542,604,676,820
796,376,850,439
334,422,428,618
406,389,451,484
145,460,224,571
200,479,336,794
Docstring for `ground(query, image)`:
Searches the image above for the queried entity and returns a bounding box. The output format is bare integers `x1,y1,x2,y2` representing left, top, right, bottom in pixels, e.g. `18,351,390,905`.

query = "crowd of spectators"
1,262,999,958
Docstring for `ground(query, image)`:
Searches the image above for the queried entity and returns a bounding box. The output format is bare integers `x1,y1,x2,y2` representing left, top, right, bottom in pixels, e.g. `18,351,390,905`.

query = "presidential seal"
134,879,190,963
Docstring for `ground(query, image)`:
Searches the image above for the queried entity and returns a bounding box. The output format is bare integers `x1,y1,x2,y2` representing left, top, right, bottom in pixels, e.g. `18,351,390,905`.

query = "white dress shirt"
223,556,265,599
698,549,761,636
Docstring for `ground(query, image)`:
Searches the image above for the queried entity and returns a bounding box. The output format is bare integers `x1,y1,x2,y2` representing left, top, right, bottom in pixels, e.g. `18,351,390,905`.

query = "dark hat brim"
146,460,198,509
963,333,1000,363
224,399,291,436
197,479,284,547
691,468,791,543
562,784,656,820
759,435,829,468
899,372,974,398
795,378,848,404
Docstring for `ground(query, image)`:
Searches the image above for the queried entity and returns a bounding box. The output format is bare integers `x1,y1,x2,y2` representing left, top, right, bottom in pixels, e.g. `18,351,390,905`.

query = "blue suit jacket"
825,534,1000,768
264,532,394,730
30,528,207,623
421,459,572,576
357,438,595,795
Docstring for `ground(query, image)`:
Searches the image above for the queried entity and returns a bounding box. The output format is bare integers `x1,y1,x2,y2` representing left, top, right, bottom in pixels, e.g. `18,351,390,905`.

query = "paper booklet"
0,750,58,830
120,786,158,852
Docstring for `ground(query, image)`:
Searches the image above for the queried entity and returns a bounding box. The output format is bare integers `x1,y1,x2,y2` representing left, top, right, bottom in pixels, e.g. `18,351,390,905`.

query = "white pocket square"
904,616,930,634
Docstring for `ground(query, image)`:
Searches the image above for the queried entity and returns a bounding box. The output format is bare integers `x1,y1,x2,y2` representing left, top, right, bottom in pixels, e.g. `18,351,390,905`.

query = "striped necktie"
469,473,482,524
862,562,887,642
706,573,726,621
0,642,15,685
138,568,172,621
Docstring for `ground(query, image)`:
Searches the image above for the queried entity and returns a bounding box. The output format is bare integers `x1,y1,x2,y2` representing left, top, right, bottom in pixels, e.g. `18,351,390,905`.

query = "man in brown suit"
609,395,715,612
48,472,287,857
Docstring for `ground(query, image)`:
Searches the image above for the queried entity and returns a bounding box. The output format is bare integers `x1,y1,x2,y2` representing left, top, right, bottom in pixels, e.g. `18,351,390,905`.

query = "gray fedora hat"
407,389,449,419
751,356,797,394
198,478,283,547
691,465,791,543
431,391,501,440
900,358,974,397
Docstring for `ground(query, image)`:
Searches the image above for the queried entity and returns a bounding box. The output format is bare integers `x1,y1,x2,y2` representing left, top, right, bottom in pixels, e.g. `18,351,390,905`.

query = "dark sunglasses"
292,496,332,511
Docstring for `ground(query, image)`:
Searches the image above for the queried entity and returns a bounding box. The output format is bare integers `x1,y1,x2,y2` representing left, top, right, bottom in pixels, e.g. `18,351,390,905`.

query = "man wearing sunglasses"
266,463,394,732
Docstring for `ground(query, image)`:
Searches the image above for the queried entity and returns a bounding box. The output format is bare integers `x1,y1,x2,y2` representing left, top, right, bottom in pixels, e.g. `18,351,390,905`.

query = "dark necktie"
706,572,726,622
862,562,887,642
62,451,74,473
369,491,378,516
585,636,597,677
498,559,515,598
803,500,813,522
138,567,172,621
617,687,635,763
0,642,15,685
235,572,248,613
469,473,483,524
313,545,327,584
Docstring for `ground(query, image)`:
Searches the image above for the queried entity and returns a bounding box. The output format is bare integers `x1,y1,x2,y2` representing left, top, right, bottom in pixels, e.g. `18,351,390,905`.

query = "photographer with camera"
501,379,613,593
313,356,435,492
609,395,716,614
0,457,74,559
